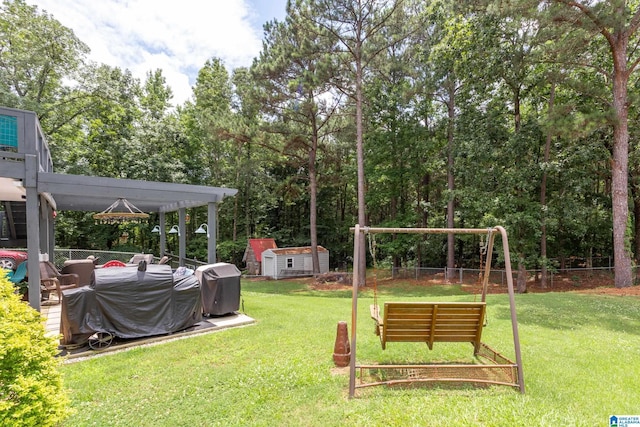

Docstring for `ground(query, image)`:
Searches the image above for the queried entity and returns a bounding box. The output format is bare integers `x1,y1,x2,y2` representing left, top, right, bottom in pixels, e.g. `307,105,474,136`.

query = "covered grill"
195,263,241,316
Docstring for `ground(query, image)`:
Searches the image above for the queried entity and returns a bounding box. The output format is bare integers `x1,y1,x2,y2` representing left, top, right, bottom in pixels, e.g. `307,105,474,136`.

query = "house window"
286,257,294,269
0,115,18,150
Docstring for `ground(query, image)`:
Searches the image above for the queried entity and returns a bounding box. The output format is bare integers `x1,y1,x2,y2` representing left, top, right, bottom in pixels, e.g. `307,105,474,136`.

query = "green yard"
60,279,640,426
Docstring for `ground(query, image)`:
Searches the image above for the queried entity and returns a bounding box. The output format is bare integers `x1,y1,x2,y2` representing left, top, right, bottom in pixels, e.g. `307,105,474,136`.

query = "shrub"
0,272,71,426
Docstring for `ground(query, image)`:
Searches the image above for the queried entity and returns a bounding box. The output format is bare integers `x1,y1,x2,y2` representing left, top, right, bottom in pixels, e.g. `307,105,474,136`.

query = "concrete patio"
41,301,255,360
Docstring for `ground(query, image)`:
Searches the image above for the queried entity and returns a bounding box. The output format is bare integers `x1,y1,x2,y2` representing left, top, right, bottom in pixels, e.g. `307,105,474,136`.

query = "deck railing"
52,249,206,271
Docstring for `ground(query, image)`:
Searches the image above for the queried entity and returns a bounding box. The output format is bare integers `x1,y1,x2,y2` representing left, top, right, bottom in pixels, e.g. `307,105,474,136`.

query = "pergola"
0,106,237,311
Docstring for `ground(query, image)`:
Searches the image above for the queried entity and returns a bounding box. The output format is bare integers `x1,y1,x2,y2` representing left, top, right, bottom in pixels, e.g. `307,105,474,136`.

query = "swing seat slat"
370,302,486,351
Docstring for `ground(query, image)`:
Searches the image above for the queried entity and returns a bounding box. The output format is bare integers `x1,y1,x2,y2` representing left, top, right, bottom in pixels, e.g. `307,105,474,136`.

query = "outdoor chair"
62,259,96,286
40,261,79,304
6,261,28,284
86,255,100,264
128,254,154,265
102,260,126,268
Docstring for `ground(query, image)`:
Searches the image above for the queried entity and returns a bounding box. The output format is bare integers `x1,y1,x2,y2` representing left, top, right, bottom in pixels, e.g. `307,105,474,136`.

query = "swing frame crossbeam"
348,225,525,397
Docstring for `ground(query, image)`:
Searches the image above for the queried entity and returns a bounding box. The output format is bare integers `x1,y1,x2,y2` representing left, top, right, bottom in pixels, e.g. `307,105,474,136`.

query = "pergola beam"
37,172,236,212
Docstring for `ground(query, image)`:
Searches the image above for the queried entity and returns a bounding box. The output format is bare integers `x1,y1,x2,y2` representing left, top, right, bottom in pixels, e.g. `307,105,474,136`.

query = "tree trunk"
514,88,521,133
309,120,320,274
355,41,367,286
540,82,555,289
549,0,637,287
244,141,251,239
517,257,527,293
418,172,430,268
446,79,456,281
634,186,640,265
391,160,399,269
610,40,633,288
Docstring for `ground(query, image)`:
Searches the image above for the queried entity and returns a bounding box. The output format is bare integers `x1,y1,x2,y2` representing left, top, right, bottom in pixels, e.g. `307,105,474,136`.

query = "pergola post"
178,208,186,267
39,195,55,260
25,154,41,311
159,212,166,256
207,202,217,264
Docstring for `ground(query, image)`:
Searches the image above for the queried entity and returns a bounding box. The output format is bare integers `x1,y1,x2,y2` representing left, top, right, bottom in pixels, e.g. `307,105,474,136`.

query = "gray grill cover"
195,263,241,316
61,264,201,343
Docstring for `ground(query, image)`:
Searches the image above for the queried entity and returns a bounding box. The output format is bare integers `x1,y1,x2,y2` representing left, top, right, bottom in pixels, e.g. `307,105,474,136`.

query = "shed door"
303,256,312,272
263,256,274,277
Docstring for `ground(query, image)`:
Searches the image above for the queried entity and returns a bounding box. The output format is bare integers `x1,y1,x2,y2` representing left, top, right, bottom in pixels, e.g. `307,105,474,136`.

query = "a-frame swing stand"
348,225,525,397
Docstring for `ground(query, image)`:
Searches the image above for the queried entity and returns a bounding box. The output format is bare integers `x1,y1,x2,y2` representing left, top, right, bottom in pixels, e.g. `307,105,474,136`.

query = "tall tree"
253,2,342,272
134,69,188,183
489,12,545,292
189,57,234,185
230,67,269,242
66,65,141,178
303,0,406,284
425,2,478,279
141,69,173,119
538,0,640,288
0,0,89,135
363,3,430,267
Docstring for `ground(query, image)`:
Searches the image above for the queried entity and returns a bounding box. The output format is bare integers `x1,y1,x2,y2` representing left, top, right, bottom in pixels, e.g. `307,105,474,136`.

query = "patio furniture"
60,264,202,348
128,254,154,264
40,261,79,304
62,259,96,286
102,260,126,268
86,255,101,265
371,301,486,351
6,260,28,284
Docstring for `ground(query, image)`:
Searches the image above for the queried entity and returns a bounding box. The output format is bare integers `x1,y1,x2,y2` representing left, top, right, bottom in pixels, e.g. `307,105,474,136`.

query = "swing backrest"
377,301,486,352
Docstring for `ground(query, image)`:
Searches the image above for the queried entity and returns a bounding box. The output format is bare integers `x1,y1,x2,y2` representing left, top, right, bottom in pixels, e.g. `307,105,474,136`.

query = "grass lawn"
60,279,640,426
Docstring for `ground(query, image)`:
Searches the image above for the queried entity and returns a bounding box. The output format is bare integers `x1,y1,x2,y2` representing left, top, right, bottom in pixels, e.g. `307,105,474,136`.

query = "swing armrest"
370,304,383,325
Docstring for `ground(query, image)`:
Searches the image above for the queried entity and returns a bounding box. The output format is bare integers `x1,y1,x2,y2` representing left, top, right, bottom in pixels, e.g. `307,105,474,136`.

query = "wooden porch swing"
347,225,525,397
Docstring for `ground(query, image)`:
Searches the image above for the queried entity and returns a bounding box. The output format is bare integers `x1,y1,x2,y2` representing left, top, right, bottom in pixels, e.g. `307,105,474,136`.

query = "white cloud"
28,0,266,106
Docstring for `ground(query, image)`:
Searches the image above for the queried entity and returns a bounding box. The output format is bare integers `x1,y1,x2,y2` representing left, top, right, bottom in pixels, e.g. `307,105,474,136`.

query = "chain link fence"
52,249,206,271
391,266,620,288
10,247,623,285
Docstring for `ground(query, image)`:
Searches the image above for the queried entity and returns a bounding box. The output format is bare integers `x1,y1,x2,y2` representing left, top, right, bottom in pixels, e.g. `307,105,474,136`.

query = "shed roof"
265,246,328,256
247,238,278,262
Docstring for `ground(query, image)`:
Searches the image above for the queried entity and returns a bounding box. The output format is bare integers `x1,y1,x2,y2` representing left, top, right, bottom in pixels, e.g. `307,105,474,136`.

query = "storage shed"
261,246,329,279
243,238,277,275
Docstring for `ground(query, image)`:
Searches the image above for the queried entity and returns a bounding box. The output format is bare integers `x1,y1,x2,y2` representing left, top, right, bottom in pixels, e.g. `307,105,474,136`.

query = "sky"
27,0,288,106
